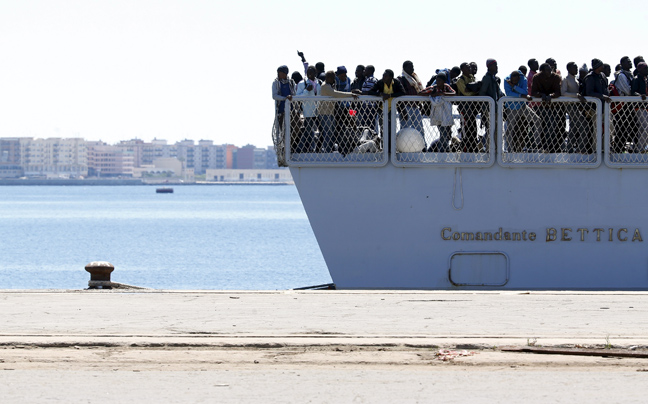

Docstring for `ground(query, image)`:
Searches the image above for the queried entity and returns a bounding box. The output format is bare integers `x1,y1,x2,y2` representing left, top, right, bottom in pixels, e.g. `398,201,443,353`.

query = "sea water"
0,185,330,289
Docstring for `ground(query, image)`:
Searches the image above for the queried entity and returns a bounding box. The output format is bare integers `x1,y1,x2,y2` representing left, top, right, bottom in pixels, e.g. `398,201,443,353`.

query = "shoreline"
0,179,294,186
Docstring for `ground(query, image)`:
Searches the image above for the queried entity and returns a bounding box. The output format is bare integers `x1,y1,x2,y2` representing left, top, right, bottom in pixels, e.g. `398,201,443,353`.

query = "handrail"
391,96,496,167
277,95,648,169
497,96,602,168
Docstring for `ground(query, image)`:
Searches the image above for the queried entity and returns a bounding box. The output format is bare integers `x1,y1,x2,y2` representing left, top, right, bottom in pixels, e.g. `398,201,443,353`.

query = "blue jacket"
504,71,528,110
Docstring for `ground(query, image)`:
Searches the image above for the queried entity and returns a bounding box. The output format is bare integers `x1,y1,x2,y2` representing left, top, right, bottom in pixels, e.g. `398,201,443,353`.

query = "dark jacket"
399,76,419,96
368,79,405,97
531,72,561,98
631,74,648,96
479,72,504,101
584,72,609,100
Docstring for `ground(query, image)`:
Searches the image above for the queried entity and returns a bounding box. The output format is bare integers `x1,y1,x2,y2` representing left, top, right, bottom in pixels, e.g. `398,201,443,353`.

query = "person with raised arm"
296,65,322,153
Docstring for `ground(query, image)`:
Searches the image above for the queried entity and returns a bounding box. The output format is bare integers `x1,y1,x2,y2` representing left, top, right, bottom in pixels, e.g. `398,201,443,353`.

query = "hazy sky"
0,0,645,147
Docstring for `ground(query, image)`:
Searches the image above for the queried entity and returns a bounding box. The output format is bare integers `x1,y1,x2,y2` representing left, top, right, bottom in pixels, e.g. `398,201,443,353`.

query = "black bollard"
85,261,114,289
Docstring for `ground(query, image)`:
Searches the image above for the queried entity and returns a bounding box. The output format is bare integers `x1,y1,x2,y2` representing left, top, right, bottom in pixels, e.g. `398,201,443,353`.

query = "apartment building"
1,137,88,178
87,142,134,177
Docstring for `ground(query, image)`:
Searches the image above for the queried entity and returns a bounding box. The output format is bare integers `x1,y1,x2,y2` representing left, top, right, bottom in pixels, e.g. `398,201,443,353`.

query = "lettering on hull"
441,227,643,243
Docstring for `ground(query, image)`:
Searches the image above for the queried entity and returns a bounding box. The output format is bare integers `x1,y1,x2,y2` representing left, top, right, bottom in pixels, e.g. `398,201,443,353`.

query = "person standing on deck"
296,65,322,153
527,59,539,96
613,57,637,152
631,62,648,152
504,70,541,152
456,62,480,152
357,65,379,133
350,65,366,92
530,63,562,152
478,59,504,151
319,71,359,153
561,62,587,153
578,59,610,154
272,65,297,145
398,60,425,139
368,69,405,151
420,73,456,152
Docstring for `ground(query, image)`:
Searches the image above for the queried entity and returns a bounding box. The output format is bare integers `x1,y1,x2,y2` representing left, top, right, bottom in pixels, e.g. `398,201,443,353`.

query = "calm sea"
0,185,331,290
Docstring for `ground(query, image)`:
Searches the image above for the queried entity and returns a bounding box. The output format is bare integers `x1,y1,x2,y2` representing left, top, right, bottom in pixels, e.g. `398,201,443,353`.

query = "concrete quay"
1,290,648,403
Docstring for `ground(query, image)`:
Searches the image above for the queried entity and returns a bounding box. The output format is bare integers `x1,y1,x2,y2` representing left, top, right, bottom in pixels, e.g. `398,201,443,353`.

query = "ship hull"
291,163,648,290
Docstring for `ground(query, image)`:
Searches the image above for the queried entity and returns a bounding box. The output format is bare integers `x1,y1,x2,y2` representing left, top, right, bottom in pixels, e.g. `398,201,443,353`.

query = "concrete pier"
1,290,647,403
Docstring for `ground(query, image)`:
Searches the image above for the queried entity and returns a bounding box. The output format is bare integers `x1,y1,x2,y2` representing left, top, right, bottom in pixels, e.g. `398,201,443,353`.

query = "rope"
452,167,464,210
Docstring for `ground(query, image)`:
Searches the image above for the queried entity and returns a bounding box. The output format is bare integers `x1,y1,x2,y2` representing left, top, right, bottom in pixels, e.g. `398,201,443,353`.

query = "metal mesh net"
499,97,599,166
392,97,493,166
272,115,287,167
607,99,648,165
286,97,386,165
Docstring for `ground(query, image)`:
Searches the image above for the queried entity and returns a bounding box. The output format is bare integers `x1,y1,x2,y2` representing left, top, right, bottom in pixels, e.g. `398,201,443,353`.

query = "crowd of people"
272,51,648,154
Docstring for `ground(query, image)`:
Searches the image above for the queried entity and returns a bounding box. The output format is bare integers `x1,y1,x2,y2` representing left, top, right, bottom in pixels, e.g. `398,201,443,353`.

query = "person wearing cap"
580,59,610,103
320,70,359,153
456,62,480,152
504,70,541,152
479,59,504,102
335,66,351,91
632,62,648,152
272,65,297,144
530,63,562,152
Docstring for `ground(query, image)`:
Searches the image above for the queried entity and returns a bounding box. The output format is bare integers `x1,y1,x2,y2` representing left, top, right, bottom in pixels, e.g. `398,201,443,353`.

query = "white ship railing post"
604,96,648,167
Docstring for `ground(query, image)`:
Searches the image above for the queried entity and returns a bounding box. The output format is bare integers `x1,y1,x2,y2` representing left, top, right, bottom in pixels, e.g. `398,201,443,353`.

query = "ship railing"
390,96,496,167
285,96,388,167
497,97,602,168
604,96,648,167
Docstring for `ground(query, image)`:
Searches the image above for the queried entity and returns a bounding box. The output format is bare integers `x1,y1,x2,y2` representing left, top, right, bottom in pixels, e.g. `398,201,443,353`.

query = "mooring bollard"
85,261,114,289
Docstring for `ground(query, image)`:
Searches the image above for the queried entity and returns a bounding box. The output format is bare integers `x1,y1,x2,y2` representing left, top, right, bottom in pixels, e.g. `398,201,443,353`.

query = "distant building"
0,136,281,176
12,137,88,178
0,138,21,165
205,169,292,182
87,142,134,177
0,164,23,178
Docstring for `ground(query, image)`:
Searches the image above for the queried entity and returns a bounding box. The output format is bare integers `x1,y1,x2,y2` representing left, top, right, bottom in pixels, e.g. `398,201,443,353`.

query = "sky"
0,0,646,148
